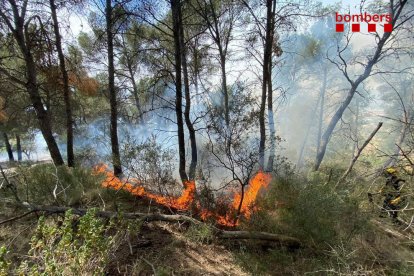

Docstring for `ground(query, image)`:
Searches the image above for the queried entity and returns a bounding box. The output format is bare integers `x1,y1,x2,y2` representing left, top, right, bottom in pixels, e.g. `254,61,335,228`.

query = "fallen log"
18,202,301,247
21,202,201,224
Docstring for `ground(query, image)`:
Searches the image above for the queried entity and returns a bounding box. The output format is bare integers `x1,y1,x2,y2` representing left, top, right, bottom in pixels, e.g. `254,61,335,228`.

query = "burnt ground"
107,222,248,275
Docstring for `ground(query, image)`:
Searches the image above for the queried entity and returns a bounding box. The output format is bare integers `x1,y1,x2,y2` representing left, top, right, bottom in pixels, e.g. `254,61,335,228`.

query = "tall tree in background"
118,31,143,123
106,0,122,176
313,0,411,171
191,0,239,127
49,0,75,167
171,0,188,183
2,132,14,161
259,0,275,170
0,0,64,166
243,0,283,171
179,2,197,180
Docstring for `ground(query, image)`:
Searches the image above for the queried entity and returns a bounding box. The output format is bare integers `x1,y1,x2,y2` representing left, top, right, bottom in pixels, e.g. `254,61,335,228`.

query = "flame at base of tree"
199,172,272,226
94,164,271,226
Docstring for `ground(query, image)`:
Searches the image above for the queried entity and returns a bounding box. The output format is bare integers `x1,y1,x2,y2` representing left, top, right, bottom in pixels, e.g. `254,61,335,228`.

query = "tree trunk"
297,92,322,169
313,21,396,171
11,8,64,166
259,0,273,169
171,0,188,183
220,54,230,126
126,61,143,123
312,0,407,171
50,0,74,167
313,84,357,171
266,0,276,172
3,132,14,161
351,97,360,156
106,0,122,176
266,56,275,172
178,4,197,181
315,66,327,158
15,134,22,161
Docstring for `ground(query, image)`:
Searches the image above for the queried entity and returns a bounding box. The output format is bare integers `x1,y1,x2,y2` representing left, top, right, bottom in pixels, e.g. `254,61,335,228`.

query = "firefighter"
379,167,405,223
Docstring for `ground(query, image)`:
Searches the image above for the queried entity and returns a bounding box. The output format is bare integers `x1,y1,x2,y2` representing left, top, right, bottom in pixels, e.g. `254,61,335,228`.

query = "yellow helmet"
385,167,397,175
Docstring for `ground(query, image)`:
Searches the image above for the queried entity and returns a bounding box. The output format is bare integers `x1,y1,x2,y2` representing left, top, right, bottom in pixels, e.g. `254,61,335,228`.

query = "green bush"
185,223,214,244
14,164,104,206
0,246,10,276
16,209,112,275
245,174,369,247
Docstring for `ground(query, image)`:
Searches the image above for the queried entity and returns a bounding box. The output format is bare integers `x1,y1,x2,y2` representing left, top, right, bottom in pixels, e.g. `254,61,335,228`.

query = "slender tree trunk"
3,132,14,161
106,0,122,176
220,54,230,126
192,39,200,95
313,84,357,171
351,97,360,156
266,58,275,172
171,0,188,183
297,92,322,169
178,5,197,180
13,17,64,166
259,0,273,169
316,67,327,158
50,0,74,167
16,134,22,161
266,0,276,172
126,62,143,123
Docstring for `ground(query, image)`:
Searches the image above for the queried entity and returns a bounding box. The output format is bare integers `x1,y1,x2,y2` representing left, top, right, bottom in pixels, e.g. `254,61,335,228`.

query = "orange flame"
95,164,196,210
232,172,272,218
199,171,271,226
94,165,271,226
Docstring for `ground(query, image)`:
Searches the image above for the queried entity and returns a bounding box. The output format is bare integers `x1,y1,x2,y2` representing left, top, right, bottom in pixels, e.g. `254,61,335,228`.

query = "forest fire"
95,164,271,226
94,164,196,210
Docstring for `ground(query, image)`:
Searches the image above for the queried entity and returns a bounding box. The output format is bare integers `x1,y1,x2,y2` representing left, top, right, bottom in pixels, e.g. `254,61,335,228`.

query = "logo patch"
335,12,392,33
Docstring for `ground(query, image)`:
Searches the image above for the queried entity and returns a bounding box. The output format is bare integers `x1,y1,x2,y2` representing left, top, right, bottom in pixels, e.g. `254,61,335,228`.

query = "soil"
107,221,248,275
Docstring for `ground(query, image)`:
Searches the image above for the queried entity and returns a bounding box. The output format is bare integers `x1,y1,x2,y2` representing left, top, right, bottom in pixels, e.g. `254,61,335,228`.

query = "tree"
49,0,75,167
0,0,64,166
190,0,241,127
171,0,188,183
2,132,14,161
179,1,198,180
106,0,122,176
313,0,412,171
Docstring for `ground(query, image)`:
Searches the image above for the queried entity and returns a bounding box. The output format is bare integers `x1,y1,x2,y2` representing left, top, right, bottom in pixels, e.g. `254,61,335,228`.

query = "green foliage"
0,246,10,276
246,174,369,247
185,223,214,244
122,135,178,194
15,164,104,206
17,209,112,275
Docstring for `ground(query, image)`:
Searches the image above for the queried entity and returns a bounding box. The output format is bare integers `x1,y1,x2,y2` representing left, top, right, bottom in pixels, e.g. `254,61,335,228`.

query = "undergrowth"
1,209,113,275
236,169,414,275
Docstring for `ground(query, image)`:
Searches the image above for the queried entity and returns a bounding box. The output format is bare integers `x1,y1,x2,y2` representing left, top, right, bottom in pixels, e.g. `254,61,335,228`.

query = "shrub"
245,174,369,247
122,135,179,195
185,223,214,244
0,246,10,276
17,209,112,275
14,164,104,206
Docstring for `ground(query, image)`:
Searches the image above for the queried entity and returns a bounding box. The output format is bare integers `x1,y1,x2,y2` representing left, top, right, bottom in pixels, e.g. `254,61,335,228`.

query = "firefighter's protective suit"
380,167,405,223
